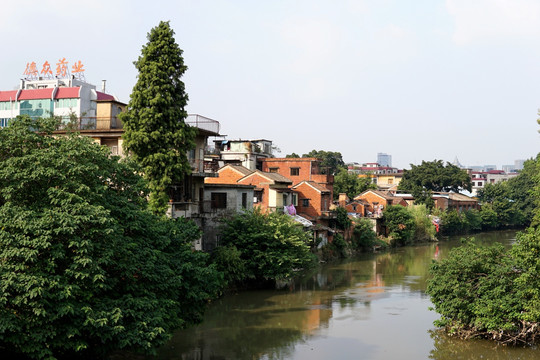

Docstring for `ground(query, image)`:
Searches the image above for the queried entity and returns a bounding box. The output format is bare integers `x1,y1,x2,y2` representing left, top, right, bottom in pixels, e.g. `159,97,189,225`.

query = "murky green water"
152,230,538,359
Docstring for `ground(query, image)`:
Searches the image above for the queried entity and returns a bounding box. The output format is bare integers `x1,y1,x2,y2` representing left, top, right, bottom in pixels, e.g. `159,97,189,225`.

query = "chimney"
338,193,349,207
101,80,106,93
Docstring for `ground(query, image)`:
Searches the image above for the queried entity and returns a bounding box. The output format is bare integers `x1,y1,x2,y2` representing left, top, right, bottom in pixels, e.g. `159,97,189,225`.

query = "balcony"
55,116,123,132
187,114,220,136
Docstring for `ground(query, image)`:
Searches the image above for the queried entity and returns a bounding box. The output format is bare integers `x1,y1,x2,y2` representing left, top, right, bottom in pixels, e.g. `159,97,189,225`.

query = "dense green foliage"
333,168,376,200
428,151,540,344
0,116,222,359
408,205,437,241
120,21,196,214
215,209,314,283
477,157,537,228
427,233,540,344
398,160,472,208
351,218,380,250
333,206,352,230
382,205,415,246
302,150,345,175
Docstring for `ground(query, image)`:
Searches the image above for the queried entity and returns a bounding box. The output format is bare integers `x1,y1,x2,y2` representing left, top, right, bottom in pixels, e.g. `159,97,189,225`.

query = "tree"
216,209,314,283
398,160,472,208
333,168,376,200
477,158,537,228
382,205,415,246
120,21,196,214
302,150,345,175
285,152,300,158
0,116,222,359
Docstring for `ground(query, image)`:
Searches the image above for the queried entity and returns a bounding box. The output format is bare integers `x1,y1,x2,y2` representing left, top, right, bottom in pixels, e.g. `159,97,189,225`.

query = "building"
211,139,273,170
236,170,294,213
261,157,334,198
200,183,255,251
377,153,392,167
469,170,518,196
0,76,128,155
354,190,407,217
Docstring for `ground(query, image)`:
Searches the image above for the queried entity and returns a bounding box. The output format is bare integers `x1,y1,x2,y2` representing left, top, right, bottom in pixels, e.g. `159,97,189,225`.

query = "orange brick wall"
262,158,333,198
295,182,330,219
205,167,245,184
357,192,389,213
344,202,365,216
238,174,273,211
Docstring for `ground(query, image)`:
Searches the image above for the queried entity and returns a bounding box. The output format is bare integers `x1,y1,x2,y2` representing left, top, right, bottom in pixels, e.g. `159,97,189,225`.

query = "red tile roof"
96,91,115,101
18,88,54,100
55,87,80,99
0,90,18,102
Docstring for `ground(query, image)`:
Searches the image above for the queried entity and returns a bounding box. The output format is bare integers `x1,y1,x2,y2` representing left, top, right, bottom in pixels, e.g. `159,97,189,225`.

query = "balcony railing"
55,116,122,131
187,114,220,135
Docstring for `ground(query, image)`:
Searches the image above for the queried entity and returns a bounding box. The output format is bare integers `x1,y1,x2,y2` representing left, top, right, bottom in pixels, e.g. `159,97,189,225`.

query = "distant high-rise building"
483,165,497,172
377,153,392,167
514,159,525,171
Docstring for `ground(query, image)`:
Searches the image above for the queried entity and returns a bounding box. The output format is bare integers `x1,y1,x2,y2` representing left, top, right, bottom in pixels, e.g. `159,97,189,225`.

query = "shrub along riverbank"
426,154,540,345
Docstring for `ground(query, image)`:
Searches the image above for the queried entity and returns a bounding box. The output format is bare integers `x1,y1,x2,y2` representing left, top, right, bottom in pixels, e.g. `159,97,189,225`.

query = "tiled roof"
96,91,115,101
55,87,80,99
226,165,253,176
0,90,18,102
259,171,293,183
293,180,330,193
18,88,54,100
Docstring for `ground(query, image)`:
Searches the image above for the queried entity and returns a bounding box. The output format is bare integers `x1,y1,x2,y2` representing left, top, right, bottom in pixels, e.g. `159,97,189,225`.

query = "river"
150,230,538,359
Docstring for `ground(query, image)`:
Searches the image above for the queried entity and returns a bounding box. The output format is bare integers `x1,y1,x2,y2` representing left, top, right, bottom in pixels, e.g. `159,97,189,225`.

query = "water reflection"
142,229,535,360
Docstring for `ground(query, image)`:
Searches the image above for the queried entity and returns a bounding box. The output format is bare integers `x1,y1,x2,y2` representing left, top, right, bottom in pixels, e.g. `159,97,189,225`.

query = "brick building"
261,157,334,198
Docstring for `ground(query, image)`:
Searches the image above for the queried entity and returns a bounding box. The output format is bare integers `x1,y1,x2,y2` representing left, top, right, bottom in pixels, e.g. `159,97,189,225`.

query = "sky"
2,0,540,169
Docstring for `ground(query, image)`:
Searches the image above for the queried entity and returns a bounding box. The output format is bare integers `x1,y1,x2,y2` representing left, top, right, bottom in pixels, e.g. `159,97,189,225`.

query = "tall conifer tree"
122,21,196,214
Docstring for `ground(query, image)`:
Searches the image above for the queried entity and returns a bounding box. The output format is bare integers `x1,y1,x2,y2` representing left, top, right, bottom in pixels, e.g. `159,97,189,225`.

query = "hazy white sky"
2,0,540,169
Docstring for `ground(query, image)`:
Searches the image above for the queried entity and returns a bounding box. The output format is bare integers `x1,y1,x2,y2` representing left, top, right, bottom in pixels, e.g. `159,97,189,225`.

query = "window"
388,178,393,184
211,192,227,209
269,167,279,173
302,199,309,207
291,193,298,206
352,204,357,211
290,167,300,176
242,192,247,208
254,190,263,203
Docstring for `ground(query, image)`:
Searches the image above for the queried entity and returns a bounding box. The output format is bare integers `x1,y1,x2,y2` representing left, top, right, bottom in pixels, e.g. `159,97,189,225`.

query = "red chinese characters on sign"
72,60,84,74
41,61,53,78
23,62,39,79
23,59,85,80
56,58,69,78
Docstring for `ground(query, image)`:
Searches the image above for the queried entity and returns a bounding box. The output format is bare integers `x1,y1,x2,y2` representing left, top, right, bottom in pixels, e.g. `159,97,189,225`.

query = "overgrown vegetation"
427,153,540,345
0,116,223,359
427,234,540,344
382,205,416,246
212,209,315,286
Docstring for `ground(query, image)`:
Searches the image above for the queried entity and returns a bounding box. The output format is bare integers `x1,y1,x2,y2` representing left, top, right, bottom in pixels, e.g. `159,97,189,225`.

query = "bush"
427,231,540,344
218,209,314,283
382,205,415,246
211,245,246,287
480,205,499,230
463,209,482,232
441,209,466,235
427,240,522,338
0,116,223,359
351,218,378,249
334,206,352,230
408,205,436,241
